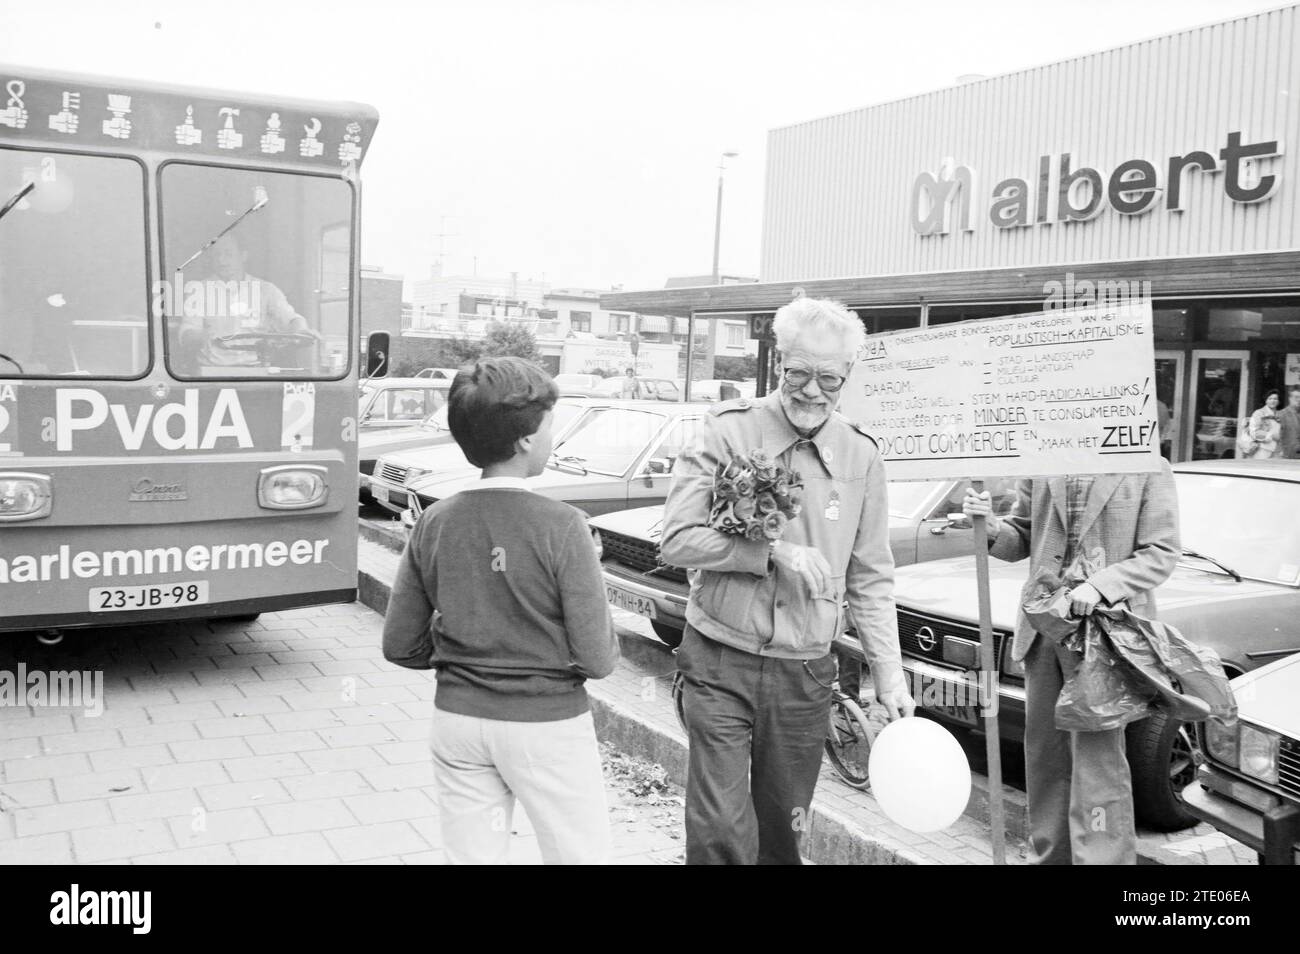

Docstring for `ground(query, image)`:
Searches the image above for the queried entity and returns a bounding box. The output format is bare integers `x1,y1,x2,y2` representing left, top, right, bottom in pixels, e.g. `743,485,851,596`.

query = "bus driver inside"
176,232,319,373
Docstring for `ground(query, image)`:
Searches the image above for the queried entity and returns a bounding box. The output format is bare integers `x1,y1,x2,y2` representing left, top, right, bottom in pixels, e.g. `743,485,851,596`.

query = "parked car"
1182,654,1300,864
358,377,451,432
368,397,606,514
590,376,682,402
414,367,462,380
551,373,606,396
401,400,713,525
687,379,757,402
591,477,1019,647
359,404,454,502
879,459,1300,830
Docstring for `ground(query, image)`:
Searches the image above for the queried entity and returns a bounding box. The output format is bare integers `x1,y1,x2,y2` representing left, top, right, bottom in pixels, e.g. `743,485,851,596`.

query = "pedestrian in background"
1239,389,1282,459
1276,386,1300,459
382,356,619,864
963,466,1179,865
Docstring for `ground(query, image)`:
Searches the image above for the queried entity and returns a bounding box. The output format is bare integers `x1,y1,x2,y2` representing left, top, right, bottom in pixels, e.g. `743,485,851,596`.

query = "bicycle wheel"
824,692,876,790
671,669,688,737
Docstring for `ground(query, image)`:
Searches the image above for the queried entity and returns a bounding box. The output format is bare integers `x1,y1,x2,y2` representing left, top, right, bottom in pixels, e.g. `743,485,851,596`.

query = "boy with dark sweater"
382,357,619,864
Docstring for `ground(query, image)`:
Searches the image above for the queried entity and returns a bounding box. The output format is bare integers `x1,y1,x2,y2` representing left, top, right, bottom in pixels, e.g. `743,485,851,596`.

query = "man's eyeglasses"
781,367,848,393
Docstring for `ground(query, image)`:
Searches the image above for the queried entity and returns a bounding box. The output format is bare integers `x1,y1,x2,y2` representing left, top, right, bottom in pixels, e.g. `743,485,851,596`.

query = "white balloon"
867,717,972,832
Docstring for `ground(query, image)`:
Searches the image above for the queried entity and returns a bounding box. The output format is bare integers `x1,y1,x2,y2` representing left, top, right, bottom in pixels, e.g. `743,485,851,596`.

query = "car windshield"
160,163,353,379
1,149,149,377
888,481,946,518
1175,471,1300,585
550,406,669,475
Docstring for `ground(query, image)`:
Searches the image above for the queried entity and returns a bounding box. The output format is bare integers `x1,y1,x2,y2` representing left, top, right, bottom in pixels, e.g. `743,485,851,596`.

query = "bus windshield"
0,149,149,377
161,163,354,380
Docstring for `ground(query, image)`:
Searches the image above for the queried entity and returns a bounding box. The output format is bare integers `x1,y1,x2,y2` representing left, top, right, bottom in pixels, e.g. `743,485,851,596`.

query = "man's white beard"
780,392,832,431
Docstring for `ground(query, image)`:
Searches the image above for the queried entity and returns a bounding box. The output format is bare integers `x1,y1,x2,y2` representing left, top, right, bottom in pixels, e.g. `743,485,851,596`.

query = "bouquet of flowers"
708,449,803,543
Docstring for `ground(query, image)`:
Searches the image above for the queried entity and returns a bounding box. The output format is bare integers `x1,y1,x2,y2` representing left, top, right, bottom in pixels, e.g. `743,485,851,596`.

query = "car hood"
381,443,472,473
590,505,664,535
1229,654,1300,733
893,555,1297,635
409,465,606,500
359,425,445,455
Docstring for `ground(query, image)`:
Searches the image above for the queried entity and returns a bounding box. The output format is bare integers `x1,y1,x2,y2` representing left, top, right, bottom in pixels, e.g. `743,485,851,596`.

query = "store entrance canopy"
599,250,1300,317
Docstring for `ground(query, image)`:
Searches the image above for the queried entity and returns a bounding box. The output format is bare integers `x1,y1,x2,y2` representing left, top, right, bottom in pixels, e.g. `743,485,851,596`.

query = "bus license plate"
606,584,656,619
90,581,210,613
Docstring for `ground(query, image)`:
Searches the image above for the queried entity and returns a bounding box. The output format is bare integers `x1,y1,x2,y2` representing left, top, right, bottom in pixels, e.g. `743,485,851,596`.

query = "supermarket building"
603,3,1300,463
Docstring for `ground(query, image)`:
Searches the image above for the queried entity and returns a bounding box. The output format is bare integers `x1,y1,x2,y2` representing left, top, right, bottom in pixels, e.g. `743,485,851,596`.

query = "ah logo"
910,158,977,236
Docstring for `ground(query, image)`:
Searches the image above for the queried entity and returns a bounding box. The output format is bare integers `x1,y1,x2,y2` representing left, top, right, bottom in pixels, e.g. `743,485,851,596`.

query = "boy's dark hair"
448,357,558,467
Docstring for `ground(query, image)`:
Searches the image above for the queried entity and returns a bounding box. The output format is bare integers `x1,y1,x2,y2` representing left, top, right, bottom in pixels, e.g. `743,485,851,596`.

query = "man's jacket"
991,466,1181,662
659,393,903,696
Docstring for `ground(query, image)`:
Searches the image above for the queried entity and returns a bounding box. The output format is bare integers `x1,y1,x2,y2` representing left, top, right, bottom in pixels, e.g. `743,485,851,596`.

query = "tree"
479,321,543,365
714,354,758,381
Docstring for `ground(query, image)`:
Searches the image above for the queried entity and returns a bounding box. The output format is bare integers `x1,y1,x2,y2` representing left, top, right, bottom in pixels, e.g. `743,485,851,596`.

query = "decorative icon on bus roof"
216,107,242,150
1,80,28,129
299,117,323,158
260,112,285,154
103,94,131,139
338,121,362,165
175,105,201,146
48,92,80,134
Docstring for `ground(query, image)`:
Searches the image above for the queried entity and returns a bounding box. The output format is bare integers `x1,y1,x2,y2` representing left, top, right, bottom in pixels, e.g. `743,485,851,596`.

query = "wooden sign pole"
970,477,1007,865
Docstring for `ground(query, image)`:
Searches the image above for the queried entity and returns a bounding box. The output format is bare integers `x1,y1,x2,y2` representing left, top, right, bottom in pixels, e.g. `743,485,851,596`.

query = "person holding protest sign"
963,467,1179,865
660,296,914,866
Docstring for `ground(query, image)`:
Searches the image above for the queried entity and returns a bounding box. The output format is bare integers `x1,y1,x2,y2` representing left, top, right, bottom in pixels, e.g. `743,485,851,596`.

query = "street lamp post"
691,150,738,402
712,151,739,285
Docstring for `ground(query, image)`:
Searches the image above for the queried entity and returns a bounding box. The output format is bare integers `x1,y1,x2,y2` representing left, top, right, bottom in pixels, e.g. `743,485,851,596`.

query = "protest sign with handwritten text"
839,300,1160,480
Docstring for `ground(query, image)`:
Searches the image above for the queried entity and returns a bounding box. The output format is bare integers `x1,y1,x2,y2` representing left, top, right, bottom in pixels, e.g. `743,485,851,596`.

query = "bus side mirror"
365,332,389,378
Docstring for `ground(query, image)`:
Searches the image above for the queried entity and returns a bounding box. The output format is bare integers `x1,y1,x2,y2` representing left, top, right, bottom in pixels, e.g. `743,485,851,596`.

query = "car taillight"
0,473,52,521
258,465,328,510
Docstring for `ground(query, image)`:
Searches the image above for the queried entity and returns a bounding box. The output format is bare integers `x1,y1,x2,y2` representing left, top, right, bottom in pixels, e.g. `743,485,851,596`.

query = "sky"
0,0,1288,295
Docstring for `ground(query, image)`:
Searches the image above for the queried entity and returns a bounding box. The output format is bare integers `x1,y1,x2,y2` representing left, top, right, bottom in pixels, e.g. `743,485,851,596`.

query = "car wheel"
1126,709,1199,832
650,621,683,648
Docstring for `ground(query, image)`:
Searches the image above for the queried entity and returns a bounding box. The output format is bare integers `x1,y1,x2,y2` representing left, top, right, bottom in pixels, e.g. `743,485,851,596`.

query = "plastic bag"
1021,570,1083,644
1092,607,1235,724
1021,551,1105,645
1055,617,1154,732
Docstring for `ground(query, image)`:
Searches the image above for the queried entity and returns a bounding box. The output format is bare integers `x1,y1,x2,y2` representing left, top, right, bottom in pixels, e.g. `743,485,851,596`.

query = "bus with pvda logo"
0,64,381,635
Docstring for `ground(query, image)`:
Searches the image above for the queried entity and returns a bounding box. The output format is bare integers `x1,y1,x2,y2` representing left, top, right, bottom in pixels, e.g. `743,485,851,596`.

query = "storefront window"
857,306,921,335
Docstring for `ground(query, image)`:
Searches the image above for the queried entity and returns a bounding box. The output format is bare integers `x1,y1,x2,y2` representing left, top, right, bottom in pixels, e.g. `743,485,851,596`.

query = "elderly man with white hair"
661,296,914,865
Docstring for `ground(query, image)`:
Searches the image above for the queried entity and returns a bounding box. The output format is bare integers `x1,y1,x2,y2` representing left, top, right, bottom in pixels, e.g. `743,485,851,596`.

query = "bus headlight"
258,465,328,510
1239,724,1280,784
0,473,52,521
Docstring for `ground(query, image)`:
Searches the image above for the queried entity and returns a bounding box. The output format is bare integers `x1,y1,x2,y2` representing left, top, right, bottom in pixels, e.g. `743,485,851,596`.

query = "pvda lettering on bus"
51,388,253,452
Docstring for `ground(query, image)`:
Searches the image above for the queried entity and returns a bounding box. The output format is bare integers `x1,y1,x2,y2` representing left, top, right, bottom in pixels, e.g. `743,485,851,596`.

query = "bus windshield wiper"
1181,548,1243,582
0,182,35,224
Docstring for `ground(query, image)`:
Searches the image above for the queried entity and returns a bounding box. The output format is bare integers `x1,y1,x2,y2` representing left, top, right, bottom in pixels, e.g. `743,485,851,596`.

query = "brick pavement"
0,606,681,865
